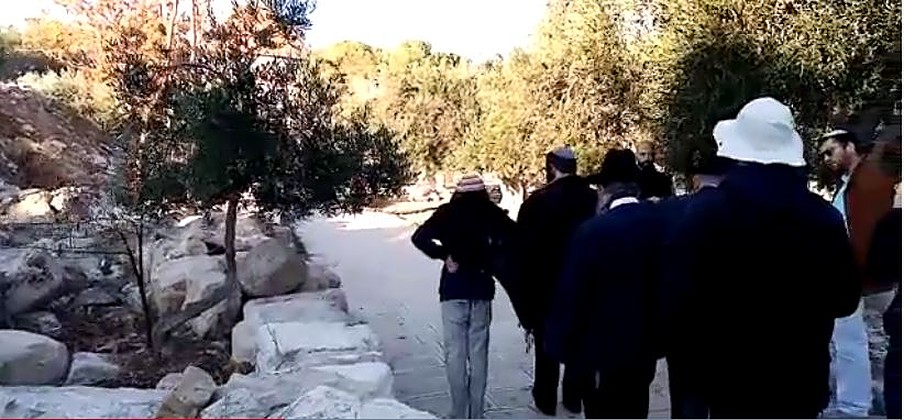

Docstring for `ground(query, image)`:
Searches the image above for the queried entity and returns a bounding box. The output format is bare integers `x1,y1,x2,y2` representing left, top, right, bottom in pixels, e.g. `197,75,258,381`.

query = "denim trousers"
441,299,492,419
830,298,872,417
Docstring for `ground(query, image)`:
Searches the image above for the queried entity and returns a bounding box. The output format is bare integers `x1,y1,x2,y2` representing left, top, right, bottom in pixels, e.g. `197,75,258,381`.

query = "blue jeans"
441,299,492,419
830,299,872,417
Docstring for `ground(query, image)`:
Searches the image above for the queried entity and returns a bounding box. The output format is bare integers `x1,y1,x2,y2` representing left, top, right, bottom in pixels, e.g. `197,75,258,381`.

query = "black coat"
515,176,598,330
661,164,861,417
867,208,901,342
411,192,516,302
639,164,674,199
545,199,668,372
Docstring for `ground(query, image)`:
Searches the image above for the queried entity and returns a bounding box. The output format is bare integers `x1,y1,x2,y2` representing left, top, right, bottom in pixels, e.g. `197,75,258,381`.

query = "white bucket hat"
713,97,806,167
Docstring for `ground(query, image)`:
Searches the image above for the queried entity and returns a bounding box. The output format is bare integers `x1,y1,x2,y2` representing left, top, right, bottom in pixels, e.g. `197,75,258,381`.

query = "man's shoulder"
801,191,846,226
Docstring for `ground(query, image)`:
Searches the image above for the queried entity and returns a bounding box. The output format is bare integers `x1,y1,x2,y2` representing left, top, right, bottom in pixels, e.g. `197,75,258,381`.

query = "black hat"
546,146,578,174
590,149,641,187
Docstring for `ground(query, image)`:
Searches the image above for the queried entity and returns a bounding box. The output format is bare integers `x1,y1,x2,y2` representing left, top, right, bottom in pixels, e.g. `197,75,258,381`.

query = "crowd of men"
412,97,901,419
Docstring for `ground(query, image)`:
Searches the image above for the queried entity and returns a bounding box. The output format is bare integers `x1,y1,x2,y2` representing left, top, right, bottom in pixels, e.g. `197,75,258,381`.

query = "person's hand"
445,256,459,273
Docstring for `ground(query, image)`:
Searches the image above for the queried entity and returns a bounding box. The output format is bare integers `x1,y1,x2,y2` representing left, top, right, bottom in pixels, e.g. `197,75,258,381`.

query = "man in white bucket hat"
660,97,861,418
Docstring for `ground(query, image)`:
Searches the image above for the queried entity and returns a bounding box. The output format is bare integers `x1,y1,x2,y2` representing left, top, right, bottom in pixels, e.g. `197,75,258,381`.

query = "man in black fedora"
545,148,666,418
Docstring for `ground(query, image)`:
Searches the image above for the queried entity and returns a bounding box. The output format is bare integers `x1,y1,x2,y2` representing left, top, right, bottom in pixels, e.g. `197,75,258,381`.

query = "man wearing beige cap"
411,174,516,419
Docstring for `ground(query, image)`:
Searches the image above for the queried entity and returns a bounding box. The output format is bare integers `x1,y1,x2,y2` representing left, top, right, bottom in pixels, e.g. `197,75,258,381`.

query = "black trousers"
666,355,709,418
532,329,593,414
584,359,657,419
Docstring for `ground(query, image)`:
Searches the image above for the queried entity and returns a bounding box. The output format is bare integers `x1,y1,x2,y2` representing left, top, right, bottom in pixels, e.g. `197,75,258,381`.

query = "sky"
1,0,549,63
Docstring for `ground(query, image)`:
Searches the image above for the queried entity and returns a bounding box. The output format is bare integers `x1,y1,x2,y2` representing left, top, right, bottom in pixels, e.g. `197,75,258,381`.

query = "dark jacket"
662,163,861,417
545,199,668,372
411,192,516,301
516,176,598,330
639,163,674,200
867,208,901,340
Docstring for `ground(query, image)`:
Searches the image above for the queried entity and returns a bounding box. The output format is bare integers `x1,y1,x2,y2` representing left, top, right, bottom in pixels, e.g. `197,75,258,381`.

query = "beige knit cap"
456,174,486,193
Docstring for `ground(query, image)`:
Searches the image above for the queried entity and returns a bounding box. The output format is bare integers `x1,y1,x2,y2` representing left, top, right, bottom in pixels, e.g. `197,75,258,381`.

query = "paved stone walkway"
300,213,671,418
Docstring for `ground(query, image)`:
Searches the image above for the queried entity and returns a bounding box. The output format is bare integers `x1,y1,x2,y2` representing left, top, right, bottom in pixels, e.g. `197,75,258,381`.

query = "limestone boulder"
311,362,394,400
275,386,361,419
155,366,218,418
0,246,65,315
0,330,69,385
150,255,226,315
5,189,53,221
243,289,350,325
232,290,350,365
64,352,120,386
155,372,183,390
202,362,393,418
236,235,306,298
0,386,166,418
254,321,381,373
230,320,256,364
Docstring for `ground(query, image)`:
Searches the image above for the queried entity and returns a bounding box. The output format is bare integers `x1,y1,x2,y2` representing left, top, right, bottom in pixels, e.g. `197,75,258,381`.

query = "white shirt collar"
609,197,640,210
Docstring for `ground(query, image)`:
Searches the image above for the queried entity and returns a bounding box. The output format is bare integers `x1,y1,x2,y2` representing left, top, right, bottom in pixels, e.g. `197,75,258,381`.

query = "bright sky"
1,0,549,62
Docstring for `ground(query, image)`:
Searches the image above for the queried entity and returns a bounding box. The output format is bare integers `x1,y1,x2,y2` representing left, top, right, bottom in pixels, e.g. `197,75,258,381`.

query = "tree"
651,0,901,174
107,1,410,343
457,0,638,192
369,42,480,176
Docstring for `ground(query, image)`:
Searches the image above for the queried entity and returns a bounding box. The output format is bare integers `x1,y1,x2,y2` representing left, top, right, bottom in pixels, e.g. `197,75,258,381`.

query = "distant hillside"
0,83,113,189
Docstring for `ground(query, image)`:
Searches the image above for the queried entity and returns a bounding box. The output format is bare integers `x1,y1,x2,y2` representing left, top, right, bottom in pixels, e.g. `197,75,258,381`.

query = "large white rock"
230,321,257,364
233,290,352,366
5,189,53,221
150,255,226,314
202,362,391,418
0,246,65,315
155,366,217,418
243,289,350,325
360,399,437,419
272,385,361,419
311,362,394,399
64,352,120,386
0,330,69,385
0,386,166,418
254,321,380,373
236,235,306,298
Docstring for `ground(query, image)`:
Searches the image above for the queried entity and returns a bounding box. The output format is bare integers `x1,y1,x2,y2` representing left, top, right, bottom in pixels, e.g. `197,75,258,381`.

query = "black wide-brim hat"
587,149,641,187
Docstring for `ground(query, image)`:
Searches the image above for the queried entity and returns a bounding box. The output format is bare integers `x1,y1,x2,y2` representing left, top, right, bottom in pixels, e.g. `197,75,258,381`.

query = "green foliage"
0,26,22,61
316,40,480,176
454,0,640,189
653,0,902,173
107,4,410,217
16,69,120,129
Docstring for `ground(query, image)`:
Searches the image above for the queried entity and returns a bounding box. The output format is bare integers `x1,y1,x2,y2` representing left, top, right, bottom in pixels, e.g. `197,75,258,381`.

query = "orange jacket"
845,139,901,295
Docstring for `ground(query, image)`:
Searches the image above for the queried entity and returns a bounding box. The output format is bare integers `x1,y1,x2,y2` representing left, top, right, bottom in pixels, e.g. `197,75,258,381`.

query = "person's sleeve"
822,212,863,318
410,210,448,261
543,225,595,363
657,199,709,357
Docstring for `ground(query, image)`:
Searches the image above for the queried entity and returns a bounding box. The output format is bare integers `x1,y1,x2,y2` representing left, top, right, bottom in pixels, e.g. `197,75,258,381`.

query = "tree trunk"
189,0,198,61
151,198,242,344
117,219,156,353
167,0,180,52
224,196,239,294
